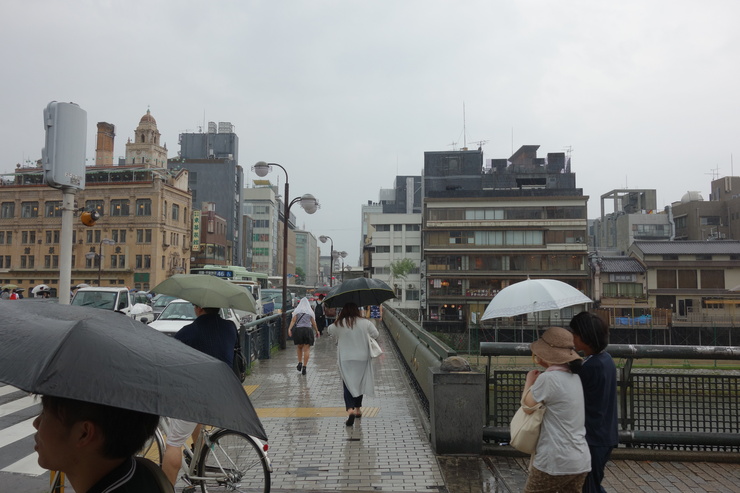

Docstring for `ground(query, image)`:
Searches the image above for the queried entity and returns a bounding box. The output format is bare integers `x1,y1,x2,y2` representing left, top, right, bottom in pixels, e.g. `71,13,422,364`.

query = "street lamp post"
85,238,115,286
338,251,348,282
253,162,319,349
319,235,333,286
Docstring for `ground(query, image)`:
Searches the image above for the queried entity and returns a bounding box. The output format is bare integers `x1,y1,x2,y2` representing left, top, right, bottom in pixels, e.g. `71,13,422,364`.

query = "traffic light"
80,210,100,226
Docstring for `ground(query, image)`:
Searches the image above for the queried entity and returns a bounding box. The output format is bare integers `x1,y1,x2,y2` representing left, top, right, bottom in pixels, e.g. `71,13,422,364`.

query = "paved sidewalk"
245,324,446,492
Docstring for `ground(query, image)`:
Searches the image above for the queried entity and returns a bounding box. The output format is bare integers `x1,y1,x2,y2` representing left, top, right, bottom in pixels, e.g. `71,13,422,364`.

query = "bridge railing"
480,342,740,452
239,310,291,369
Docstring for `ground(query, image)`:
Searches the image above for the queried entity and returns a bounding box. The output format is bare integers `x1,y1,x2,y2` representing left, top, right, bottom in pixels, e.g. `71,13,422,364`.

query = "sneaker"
301,366,307,375
296,362,302,371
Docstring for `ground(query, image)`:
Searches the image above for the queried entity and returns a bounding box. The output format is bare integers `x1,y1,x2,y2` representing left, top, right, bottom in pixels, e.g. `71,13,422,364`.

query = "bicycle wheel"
197,430,270,493
136,426,165,465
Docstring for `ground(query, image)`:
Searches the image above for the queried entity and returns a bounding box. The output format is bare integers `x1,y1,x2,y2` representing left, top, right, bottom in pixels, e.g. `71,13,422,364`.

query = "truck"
70,287,153,323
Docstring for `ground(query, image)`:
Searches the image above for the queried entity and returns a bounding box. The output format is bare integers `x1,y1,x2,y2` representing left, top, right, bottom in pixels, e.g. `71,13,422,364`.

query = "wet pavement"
242,322,740,492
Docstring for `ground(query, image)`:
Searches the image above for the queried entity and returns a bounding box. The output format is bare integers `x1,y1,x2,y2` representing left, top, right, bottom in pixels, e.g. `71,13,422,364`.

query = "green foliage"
390,258,415,280
295,266,306,285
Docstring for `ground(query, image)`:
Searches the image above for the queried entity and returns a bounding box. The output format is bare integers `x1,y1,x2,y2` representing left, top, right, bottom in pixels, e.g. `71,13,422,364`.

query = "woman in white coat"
327,302,379,426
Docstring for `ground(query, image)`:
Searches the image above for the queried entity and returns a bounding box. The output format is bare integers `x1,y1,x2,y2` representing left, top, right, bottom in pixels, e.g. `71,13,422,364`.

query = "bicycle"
139,417,272,492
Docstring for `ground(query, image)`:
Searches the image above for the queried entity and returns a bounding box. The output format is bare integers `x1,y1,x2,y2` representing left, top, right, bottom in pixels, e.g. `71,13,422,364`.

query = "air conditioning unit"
575,237,584,243
408,284,414,289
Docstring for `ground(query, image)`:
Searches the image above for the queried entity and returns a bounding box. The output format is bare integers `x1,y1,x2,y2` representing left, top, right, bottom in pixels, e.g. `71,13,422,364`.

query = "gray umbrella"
323,277,396,308
151,274,257,313
0,302,266,440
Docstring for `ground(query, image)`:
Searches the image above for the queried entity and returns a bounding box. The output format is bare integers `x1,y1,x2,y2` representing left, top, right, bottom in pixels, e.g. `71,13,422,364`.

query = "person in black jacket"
314,294,327,334
570,312,618,493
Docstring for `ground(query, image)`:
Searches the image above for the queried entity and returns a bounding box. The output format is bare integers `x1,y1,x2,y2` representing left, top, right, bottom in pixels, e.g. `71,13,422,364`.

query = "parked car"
150,294,178,320
260,289,285,313
147,299,243,336
71,287,153,322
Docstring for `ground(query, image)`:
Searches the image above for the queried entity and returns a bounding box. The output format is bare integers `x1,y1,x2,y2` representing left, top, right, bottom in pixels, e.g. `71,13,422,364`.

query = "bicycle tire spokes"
197,430,270,492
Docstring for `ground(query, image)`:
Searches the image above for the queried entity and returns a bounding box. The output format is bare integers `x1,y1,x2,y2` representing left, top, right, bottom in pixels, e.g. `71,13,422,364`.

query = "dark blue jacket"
175,313,237,366
579,351,619,447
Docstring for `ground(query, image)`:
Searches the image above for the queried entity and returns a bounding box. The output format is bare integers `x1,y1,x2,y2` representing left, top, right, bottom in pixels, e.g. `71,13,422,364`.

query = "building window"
45,201,63,217
85,200,104,216
21,231,36,244
137,229,152,243
86,230,102,244
0,231,4,244
44,255,59,268
394,246,402,253
111,230,126,243
406,245,421,253
135,255,143,269
172,204,180,221
375,246,390,253
136,199,152,216
1,202,14,219
0,255,10,268
406,224,421,231
20,255,35,268
393,224,403,231
110,199,130,216
406,290,420,301
375,225,390,232
21,202,39,218
45,230,60,244
656,270,677,289
144,255,151,269
701,270,724,289
700,216,721,226
110,255,126,268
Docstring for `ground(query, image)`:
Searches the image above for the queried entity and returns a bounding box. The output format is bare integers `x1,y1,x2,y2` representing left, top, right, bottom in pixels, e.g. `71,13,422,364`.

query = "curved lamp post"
85,238,115,286
319,235,333,286
337,251,348,282
253,162,319,349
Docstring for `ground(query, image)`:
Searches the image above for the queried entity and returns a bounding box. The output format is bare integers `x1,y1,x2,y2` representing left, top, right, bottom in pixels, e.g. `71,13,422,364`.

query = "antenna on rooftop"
462,102,467,149
471,140,488,151
705,165,720,180
448,141,458,151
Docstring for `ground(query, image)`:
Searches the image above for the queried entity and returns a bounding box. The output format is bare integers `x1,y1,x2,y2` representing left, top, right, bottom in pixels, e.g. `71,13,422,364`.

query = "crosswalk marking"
0,389,43,477
0,395,37,418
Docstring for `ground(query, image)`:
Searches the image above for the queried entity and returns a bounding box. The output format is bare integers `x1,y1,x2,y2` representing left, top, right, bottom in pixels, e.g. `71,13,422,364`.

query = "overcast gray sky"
3,0,739,264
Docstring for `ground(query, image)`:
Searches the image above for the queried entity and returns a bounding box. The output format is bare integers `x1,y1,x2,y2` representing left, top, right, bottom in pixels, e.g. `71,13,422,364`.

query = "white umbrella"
481,278,592,320
32,284,50,295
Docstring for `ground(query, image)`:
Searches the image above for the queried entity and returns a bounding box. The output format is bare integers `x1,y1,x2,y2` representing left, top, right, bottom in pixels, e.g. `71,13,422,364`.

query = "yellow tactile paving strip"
254,406,380,418
244,384,380,418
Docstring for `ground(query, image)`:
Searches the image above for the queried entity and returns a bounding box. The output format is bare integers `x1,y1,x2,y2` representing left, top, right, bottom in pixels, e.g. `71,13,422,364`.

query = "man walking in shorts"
162,305,237,485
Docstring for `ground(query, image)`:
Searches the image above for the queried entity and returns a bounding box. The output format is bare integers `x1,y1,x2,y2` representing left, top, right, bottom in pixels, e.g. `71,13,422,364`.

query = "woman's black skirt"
292,326,315,346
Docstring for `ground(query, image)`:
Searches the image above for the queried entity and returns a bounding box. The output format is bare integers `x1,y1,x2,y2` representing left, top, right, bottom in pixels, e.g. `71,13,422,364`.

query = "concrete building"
627,240,740,319
0,111,190,292
242,184,279,275
423,146,589,326
170,123,243,265
592,189,671,254
190,202,228,269
295,230,319,286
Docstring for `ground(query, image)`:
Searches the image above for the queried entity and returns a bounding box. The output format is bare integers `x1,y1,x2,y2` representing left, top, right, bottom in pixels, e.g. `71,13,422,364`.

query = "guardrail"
382,306,456,413
239,309,292,369
480,342,740,453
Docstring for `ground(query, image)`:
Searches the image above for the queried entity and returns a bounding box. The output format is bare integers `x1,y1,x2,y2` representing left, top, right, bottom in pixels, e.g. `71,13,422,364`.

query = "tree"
389,258,415,288
295,266,306,285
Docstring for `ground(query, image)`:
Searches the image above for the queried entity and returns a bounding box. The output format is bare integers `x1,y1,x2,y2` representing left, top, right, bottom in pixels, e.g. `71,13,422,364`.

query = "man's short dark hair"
41,395,159,459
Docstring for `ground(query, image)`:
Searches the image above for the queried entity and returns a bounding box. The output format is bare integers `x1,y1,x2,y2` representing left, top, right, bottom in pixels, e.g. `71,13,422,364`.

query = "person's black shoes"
345,414,355,426
302,366,307,375
296,362,302,372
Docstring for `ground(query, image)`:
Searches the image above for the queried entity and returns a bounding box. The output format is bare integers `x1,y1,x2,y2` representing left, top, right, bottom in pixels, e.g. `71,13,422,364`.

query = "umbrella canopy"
481,278,592,320
151,274,256,313
2,284,18,290
0,302,266,440
324,277,396,308
32,284,50,295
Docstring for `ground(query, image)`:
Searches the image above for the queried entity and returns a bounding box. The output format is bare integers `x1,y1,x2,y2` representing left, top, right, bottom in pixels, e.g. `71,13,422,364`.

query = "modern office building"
170,122,243,265
422,146,590,326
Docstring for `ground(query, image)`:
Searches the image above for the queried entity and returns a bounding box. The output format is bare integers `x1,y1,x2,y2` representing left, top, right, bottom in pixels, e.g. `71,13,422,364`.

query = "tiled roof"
632,240,740,255
598,257,645,273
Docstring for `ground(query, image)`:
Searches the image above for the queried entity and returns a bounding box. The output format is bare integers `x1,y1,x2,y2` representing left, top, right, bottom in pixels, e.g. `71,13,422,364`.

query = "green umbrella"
2,284,18,290
151,274,256,312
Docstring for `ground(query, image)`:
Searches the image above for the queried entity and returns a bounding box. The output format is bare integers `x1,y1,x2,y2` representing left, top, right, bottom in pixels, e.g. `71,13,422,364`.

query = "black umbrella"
0,302,266,440
323,277,396,308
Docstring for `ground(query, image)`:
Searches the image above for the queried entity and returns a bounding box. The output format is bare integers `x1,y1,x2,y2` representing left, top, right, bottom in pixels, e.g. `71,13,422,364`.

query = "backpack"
314,301,324,319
